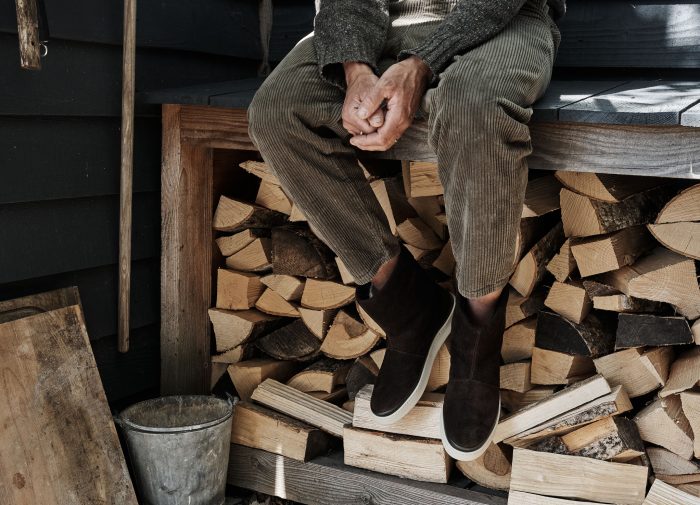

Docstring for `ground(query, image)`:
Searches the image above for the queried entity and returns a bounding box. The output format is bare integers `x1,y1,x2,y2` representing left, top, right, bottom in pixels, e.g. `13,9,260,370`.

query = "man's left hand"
349,56,432,152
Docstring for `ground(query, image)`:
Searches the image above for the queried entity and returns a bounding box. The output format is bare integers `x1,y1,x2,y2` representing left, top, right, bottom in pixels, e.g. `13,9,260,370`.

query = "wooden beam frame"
159,103,700,394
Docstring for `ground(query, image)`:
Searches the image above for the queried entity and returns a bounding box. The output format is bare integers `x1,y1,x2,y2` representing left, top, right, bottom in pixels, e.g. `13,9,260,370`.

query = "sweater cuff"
314,39,380,91
397,36,454,84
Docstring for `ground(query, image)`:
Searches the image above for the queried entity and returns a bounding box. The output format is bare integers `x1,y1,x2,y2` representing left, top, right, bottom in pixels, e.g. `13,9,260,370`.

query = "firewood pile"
211,159,700,505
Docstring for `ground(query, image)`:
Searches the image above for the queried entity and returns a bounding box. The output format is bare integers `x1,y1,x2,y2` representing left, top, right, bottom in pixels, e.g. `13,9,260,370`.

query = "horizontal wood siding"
0,6,260,405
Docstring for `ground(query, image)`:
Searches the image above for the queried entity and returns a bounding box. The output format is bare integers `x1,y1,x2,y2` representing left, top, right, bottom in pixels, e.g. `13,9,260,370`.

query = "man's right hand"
342,62,385,136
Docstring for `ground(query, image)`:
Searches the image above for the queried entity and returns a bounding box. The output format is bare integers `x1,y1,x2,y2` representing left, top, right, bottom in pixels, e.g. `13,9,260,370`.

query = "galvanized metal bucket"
117,395,233,505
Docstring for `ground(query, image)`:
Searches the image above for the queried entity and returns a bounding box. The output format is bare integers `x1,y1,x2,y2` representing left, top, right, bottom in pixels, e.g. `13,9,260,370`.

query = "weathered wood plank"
559,80,700,125
0,305,138,504
681,102,700,127
227,444,505,505
532,80,628,122
528,122,700,179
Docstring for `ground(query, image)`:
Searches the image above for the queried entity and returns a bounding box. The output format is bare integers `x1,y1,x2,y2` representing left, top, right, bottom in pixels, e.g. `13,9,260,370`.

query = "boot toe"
443,380,500,451
370,351,425,417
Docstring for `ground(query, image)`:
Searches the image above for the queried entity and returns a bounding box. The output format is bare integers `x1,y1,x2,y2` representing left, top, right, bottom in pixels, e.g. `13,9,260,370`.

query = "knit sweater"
313,0,565,89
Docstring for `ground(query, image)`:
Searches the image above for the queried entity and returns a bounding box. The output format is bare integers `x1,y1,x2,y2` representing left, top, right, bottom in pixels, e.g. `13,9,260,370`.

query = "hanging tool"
119,0,136,353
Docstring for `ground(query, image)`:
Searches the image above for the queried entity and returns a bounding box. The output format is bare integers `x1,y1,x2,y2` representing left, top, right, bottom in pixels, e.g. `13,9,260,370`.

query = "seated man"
248,0,563,461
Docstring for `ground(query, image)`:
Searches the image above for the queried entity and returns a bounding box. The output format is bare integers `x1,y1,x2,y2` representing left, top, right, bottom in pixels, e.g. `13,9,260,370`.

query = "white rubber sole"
367,294,456,426
440,398,501,461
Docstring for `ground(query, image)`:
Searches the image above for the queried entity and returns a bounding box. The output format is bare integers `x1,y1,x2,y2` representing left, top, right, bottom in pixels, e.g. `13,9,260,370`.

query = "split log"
554,171,664,203
594,347,673,398
211,361,229,388
225,238,272,272
535,416,644,462
408,195,447,239
320,311,381,360
287,358,351,394
456,443,512,491
308,386,348,404
680,391,700,458
634,395,694,460
508,491,600,505
335,257,355,285
255,288,300,318
343,427,450,483
255,179,292,215
647,447,700,476
251,378,353,437
353,385,442,439
301,279,355,310
509,448,648,505
493,374,611,444
643,479,700,505
433,240,455,276
694,320,700,345
213,195,286,232
560,185,675,238
271,226,337,279
402,161,443,198
648,222,700,260
298,307,336,339
239,160,280,185
505,385,632,447
289,204,306,222
655,183,700,224
501,317,536,363
544,281,592,324
521,175,561,218
593,293,666,313
530,347,595,385
506,288,546,328
546,239,577,282
355,301,386,337
396,217,442,250
255,319,323,361
260,274,305,301
208,308,285,352
570,226,656,277
500,362,533,393
371,177,417,235
515,213,561,264
617,313,693,349
228,358,300,401
500,386,557,414
211,344,249,365
345,355,380,401
535,311,615,358
216,228,268,257
215,268,264,310
612,248,700,319
510,222,565,297
230,402,330,461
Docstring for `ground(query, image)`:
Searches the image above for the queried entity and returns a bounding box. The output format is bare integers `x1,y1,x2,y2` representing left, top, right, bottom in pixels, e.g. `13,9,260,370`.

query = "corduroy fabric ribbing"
248,0,560,298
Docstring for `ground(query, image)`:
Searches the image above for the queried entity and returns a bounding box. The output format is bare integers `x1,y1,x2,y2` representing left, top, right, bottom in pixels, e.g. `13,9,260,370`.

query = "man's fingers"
369,110,384,128
357,84,387,120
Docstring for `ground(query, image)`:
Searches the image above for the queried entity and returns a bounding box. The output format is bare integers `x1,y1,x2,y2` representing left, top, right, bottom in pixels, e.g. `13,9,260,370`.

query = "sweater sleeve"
398,0,528,81
313,0,390,90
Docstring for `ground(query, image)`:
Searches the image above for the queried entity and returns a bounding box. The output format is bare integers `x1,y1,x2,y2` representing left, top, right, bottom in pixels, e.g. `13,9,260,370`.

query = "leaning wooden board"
0,298,137,504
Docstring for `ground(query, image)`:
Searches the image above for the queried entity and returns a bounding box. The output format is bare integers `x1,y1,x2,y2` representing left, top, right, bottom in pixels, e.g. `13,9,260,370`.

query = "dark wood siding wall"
0,0,313,406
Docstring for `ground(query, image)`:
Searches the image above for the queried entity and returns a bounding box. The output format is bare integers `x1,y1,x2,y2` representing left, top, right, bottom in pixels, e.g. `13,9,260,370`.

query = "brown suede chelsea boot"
441,289,508,460
356,246,455,424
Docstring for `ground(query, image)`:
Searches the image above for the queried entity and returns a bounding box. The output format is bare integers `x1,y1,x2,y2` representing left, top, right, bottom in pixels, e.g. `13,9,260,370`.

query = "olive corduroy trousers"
248,0,560,298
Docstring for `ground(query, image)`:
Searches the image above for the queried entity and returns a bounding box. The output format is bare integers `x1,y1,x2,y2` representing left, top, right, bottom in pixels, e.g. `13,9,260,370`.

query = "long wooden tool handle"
14,0,41,69
118,0,136,353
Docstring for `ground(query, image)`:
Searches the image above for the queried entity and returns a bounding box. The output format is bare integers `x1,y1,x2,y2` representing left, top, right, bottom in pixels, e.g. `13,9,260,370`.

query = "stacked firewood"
211,159,700,504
